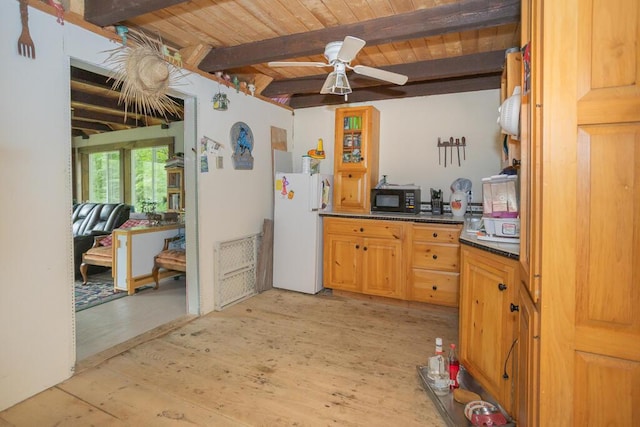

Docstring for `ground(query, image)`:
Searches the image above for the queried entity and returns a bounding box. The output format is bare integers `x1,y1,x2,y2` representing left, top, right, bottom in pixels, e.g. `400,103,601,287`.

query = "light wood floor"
2,289,458,426
76,275,188,361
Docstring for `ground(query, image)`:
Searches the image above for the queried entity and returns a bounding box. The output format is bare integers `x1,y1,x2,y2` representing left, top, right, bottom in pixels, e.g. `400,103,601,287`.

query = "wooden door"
515,283,539,427
323,233,361,292
361,237,403,298
540,0,640,424
460,246,518,414
333,170,367,212
518,0,542,303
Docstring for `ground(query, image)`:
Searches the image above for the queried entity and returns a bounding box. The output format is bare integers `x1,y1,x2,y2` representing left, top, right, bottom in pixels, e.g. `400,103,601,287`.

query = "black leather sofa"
72,203,130,276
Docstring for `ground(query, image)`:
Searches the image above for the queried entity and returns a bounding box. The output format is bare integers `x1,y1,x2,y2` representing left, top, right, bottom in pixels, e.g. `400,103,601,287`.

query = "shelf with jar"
166,167,184,212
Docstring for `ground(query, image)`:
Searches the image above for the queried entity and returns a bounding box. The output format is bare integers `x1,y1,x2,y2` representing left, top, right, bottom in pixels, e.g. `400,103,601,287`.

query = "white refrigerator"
273,172,332,294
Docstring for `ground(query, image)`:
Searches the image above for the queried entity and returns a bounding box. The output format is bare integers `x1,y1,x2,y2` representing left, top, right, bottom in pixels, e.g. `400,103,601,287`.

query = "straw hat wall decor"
105,31,182,121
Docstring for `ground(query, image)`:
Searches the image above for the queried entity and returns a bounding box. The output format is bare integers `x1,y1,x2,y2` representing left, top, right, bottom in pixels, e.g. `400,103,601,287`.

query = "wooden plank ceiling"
71,0,520,135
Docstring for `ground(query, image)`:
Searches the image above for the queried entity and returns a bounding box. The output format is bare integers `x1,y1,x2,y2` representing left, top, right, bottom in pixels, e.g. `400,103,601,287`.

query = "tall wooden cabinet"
332,106,380,213
519,0,640,424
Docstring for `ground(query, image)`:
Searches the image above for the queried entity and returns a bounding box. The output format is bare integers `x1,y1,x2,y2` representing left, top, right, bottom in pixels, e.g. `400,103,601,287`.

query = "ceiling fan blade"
268,61,330,68
352,65,408,85
337,36,366,62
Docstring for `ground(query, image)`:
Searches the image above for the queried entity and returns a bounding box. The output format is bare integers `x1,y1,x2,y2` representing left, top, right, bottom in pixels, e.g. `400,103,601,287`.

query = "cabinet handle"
348,174,352,178
432,254,438,260
498,283,507,291
432,285,438,291
360,156,365,162
360,227,364,232
355,244,360,249
433,232,438,238
510,303,520,312
363,246,367,251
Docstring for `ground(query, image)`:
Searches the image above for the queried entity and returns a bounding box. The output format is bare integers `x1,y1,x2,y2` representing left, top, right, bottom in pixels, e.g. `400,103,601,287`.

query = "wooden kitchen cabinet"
323,217,404,298
459,245,519,415
515,279,539,427
408,223,462,307
333,106,380,213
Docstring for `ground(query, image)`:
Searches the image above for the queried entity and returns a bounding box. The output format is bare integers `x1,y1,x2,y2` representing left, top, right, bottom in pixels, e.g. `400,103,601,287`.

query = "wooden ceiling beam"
71,119,116,132
71,108,147,128
71,90,183,122
199,0,519,71
287,74,502,109
262,50,506,96
84,0,190,27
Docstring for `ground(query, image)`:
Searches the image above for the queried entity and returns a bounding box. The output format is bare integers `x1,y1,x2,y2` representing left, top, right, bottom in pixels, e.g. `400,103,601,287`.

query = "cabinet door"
361,237,403,298
323,233,361,292
333,170,367,212
516,281,539,427
460,246,518,414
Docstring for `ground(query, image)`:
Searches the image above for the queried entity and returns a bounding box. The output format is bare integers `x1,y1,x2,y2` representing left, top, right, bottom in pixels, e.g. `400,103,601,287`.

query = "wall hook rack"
437,136,467,167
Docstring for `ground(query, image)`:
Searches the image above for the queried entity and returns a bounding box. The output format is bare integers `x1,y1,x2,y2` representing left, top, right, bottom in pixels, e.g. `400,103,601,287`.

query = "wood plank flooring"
1,289,458,426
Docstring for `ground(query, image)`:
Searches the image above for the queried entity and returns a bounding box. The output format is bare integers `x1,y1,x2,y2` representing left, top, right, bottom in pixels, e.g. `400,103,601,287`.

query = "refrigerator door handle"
308,174,321,211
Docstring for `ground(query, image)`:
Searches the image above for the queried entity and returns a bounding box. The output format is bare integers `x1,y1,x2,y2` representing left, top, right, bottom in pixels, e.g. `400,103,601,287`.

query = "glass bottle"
448,343,460,389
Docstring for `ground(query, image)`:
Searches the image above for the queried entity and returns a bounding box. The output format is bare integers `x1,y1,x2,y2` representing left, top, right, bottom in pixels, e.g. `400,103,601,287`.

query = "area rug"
75,274,126,312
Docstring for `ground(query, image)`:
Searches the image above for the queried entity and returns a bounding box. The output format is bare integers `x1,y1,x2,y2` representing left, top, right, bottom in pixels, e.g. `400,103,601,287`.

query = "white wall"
293,91,504,204
0,2,293,411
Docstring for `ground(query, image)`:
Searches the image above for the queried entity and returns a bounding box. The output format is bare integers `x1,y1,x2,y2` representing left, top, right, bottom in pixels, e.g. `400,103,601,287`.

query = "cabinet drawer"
413,224,461,243
412,243,460,272
411,269,459,307
325,219,403,239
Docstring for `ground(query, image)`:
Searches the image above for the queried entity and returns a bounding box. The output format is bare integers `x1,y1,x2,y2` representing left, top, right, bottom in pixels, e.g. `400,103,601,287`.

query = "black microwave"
371,187,421,214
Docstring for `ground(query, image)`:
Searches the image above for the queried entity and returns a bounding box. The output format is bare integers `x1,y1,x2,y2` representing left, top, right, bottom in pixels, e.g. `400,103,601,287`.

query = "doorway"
70,61,199,362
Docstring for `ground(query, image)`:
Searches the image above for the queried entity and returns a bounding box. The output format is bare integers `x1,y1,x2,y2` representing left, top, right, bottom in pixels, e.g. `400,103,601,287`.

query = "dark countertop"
321,211,520,260
320,210,466,225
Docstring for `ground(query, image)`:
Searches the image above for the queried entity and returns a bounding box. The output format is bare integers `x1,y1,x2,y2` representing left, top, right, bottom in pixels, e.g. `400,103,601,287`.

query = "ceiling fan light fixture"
325,70,352,95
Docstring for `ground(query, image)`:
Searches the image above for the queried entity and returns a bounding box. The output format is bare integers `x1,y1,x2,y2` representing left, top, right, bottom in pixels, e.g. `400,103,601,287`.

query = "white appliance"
273,172,332,294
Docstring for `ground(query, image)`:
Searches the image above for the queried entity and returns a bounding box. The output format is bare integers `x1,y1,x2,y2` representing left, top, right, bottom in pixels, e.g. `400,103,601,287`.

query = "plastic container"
483,217,520,237
302,155,311,174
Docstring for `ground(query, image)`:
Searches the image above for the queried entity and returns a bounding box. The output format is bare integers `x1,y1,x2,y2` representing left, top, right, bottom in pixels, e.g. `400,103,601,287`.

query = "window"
131,146,169,212
79,138,174,212
88,151,121,203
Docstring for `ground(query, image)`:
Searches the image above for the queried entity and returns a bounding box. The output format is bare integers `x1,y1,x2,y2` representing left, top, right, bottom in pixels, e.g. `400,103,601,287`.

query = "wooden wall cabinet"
408,223,462,307
459,245,519,415
166,167,184,212
333,106,380,213
323,217,404,299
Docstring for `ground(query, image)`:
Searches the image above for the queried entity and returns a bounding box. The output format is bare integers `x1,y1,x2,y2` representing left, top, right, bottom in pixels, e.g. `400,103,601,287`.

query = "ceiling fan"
268,36,408,96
